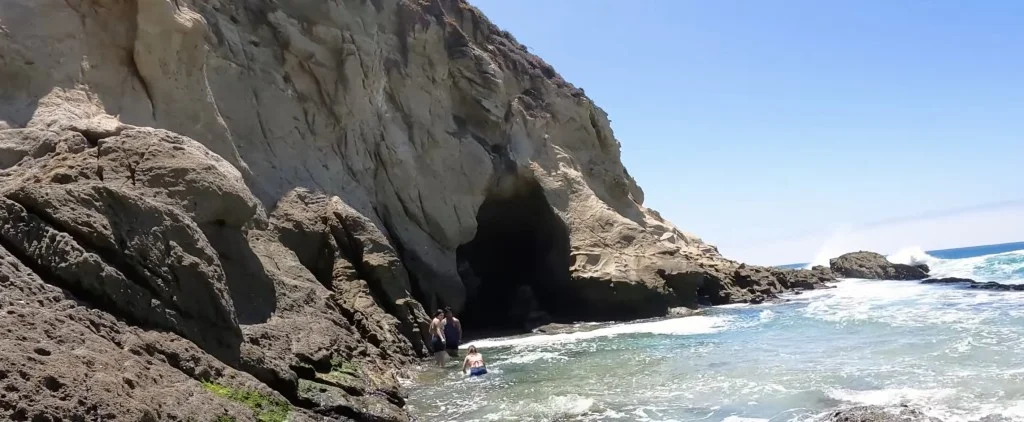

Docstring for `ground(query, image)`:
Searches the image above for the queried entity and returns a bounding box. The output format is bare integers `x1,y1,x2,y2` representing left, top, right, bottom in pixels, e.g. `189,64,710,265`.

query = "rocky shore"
0,0,838,420
828,250,1023,292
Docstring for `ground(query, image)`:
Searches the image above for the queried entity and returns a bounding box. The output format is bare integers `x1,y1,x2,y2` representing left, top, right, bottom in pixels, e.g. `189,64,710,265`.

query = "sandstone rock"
830,251,930,280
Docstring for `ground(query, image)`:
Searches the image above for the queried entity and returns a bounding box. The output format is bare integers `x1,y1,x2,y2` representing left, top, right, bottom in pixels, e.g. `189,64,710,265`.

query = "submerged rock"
823,405,942,422
922,277,1024,291
830,251,930,280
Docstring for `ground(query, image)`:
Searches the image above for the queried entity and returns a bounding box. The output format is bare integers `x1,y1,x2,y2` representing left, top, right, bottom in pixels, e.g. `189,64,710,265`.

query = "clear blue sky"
471,0,1024,265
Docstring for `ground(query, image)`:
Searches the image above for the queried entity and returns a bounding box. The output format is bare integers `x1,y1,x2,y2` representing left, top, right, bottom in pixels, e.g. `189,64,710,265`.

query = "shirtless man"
428,309,447,366
443,307,462,358
462,346,487,376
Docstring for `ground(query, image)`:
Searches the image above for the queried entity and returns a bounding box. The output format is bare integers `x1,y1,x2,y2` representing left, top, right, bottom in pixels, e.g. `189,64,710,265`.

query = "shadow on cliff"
200,223,278,325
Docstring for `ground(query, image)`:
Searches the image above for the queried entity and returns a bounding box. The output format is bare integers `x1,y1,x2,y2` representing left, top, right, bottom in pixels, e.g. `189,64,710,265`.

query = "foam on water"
887,245,1024,284
465,315,734,349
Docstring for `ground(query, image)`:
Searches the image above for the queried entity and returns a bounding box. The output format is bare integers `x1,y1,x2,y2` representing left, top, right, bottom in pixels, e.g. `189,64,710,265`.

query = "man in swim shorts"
443,307,462,358
428,309,447,366
462,345,487,376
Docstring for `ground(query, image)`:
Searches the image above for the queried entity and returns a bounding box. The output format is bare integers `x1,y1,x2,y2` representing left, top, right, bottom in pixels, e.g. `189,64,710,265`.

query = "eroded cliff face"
0,0,832,420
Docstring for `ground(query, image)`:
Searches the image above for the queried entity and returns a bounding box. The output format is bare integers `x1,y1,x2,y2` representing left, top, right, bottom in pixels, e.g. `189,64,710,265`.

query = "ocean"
404,242,1024,422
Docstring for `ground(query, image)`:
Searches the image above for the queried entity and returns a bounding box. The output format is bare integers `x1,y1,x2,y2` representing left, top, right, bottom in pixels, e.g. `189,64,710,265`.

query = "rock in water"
920,277,977,285
823,405,943,422
0,0,835,419
922,277,1024,291
830,251,930,280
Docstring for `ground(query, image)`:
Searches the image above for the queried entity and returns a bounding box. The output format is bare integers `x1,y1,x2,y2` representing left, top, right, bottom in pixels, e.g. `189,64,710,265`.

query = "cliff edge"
0,0,832,420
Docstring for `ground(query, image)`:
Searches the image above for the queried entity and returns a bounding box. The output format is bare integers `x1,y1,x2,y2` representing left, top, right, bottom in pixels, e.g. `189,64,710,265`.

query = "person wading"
443,307,462,359
462,346,487,376
428,309,447,366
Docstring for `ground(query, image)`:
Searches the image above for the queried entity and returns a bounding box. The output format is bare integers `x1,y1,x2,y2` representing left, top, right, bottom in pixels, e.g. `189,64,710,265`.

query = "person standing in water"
443,307,462,359
428,309,447,366
462,346,487,376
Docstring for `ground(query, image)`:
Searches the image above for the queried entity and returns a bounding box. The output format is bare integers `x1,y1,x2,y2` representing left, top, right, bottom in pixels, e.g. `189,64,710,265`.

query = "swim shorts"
469,367,487,377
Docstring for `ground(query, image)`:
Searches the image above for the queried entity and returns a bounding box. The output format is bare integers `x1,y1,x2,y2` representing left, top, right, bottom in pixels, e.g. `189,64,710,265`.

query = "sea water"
404,243,1024,422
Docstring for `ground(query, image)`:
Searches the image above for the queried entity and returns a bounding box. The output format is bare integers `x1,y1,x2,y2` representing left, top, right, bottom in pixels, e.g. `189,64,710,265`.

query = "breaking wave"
465,315,734,349
886,245,1024,284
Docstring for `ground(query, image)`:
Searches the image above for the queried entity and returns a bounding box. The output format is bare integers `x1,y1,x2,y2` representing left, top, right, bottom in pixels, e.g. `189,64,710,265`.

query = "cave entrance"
456,178,571,333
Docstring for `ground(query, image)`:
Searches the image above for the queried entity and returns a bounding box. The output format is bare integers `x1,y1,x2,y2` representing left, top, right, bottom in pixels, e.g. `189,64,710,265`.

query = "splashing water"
406,243,1024,421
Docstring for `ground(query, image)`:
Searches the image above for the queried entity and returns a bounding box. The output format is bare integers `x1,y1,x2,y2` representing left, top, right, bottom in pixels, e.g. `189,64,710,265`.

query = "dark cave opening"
456,179,572,333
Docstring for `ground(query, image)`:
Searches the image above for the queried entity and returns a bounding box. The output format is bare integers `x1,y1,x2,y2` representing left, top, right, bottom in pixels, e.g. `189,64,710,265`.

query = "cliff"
0,0,833,420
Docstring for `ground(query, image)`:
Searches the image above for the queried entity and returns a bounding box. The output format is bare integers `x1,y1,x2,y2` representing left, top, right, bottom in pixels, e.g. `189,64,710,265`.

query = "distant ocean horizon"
776,240,1024,269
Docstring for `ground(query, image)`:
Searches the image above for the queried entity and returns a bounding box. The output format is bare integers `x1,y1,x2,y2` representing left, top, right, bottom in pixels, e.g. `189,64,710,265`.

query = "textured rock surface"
830,251,930,280
822,405,943,422
0,0,835,419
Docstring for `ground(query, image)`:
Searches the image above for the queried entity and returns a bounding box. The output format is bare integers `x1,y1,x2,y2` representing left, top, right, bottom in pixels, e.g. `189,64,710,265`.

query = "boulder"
830,251,930,280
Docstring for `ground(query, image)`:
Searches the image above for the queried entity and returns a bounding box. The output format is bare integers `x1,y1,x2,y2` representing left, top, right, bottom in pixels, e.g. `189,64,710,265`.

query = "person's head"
467,346,478,354
444,307,453,318
434,309,444,319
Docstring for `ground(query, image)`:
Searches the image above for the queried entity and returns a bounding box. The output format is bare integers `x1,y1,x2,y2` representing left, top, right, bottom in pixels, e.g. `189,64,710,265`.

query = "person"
462,345,487,376
428,309,447,366
443,307,462,358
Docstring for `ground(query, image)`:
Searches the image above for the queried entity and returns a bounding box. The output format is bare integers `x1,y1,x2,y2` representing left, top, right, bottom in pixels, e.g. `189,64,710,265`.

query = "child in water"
462,345,487,376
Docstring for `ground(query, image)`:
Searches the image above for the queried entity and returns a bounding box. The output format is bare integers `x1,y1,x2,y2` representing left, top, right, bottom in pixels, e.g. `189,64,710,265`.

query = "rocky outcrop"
921,277,1024,291
823,405,942,422
0,0,835,419
830,251,930,280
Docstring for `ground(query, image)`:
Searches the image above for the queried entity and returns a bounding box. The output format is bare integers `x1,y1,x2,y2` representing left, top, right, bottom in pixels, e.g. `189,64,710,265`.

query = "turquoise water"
405,244,1024,421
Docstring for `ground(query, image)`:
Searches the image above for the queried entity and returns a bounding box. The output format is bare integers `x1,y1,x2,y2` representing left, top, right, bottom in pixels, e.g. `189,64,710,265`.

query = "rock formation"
830,251,930,280
823,405,942,422
921,277,1024,291
0,0,835,420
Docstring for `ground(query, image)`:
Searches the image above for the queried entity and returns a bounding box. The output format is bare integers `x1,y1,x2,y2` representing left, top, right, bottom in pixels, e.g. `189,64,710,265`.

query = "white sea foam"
827,387,956,407
886,246,936,266
476,394,596,421
464,315,733,349
722,416,770,422
496,351,568,365
886,246,1024,284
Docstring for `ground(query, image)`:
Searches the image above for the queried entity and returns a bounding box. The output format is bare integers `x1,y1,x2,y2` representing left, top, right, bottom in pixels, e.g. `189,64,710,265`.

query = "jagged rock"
0,186,242,361
823,405,942,422
0,244,325,422
830,251,930,280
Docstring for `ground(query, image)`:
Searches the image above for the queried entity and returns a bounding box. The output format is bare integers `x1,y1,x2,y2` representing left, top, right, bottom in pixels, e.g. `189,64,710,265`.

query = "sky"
471,0,1024,265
